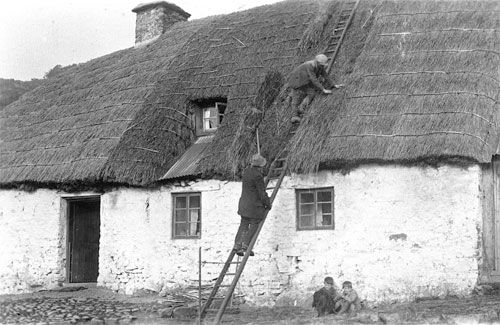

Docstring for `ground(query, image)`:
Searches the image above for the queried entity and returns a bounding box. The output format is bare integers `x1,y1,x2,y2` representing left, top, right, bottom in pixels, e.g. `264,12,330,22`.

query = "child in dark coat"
312,276,340,317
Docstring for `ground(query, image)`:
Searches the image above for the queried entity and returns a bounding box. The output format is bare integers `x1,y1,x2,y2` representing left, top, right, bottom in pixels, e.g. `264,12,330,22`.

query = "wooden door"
68,199,100,283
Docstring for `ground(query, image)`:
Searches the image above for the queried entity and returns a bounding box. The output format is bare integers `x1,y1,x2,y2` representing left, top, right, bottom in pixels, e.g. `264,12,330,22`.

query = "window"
172,192,201,239
296,188,334,230
202,102,226,132
192,99,227,135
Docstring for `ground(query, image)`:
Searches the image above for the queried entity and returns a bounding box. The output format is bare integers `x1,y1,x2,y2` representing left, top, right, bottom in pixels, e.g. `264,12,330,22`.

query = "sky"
0,0,282,81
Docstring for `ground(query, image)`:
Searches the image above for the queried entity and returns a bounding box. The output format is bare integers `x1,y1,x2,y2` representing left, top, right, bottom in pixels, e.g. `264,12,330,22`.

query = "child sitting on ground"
312,276,340,317
335,281,361,315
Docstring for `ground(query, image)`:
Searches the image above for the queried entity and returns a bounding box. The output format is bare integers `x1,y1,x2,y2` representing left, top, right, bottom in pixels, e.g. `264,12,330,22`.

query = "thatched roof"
0,0,324,187
2,0,498,187
285,0,500,173
202,0,500,177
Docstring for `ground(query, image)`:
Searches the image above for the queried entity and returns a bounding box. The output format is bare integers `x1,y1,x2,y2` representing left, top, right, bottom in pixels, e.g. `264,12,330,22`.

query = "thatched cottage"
1,0,499,306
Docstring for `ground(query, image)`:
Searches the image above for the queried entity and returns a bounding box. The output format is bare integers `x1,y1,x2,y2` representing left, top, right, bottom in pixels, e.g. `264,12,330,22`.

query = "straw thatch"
0,0,324,187
257,0,500,176
2,0,498,187
286,0,500,173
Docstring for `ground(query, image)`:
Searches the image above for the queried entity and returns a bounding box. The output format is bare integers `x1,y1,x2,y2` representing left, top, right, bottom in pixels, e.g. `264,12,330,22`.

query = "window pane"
189,195,200,208
189,222,200,237
319,202,332,214
317,191,332,202
203,107,217,118
300,192,314,203
300,203,314,216
176,209,187,222
321,215,332,226
300,215,314,228
176,196,186,208
175,223,188,237
190,209,200,223
204,118,218,130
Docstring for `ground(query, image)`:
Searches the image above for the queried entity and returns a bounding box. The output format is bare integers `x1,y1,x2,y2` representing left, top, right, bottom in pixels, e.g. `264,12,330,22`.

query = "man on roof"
288,54,343,122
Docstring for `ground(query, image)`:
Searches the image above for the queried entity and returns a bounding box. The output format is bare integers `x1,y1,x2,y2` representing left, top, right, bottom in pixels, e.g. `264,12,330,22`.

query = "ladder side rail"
326,0,360,74
213,163,288,324
200,250,237,317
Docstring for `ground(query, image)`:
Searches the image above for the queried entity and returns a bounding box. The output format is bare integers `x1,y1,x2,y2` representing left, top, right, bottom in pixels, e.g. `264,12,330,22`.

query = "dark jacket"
312,287,339,315
288,60,333,90
237,166,271,219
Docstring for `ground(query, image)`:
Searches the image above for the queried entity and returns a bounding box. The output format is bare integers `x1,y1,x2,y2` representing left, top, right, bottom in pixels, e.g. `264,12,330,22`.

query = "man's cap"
251,153,267,167
324,276,334,284
315,54,328,65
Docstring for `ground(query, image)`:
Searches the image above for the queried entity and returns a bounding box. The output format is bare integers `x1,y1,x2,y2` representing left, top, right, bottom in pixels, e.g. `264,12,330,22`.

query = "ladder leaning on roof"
200,1,360,324
199,126,296,324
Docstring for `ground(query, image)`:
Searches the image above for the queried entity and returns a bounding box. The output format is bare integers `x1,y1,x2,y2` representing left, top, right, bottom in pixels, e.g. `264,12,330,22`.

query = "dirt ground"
2,286,500,324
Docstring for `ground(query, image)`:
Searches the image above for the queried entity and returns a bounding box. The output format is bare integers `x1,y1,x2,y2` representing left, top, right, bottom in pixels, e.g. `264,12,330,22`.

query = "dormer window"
192,99,227,136
203,102,226,132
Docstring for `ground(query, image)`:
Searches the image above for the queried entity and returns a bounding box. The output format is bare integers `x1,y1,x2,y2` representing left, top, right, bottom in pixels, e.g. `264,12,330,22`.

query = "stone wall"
0,164,484,305
0,189,65,294
98,164,483,305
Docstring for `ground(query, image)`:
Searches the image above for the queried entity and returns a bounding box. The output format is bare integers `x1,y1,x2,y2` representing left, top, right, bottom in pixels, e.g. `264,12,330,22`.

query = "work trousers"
234,217,261,248
290,85,318,116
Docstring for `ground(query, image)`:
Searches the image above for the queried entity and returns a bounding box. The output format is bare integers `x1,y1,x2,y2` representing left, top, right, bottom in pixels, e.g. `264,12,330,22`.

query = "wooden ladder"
200,125,297,324
200,2,360,323
324,0,360,74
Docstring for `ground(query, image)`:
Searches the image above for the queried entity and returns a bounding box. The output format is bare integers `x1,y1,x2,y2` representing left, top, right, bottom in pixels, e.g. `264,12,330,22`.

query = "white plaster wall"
0,189,65,293
98,164,482,306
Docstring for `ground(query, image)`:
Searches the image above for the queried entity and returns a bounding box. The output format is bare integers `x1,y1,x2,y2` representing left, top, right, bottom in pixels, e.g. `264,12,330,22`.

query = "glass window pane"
176,209,187,222
175,223,188,237
175,196,186,208
300,192,314,203
300,203,314,216
204,118,218,130
204,107,216,118
317,191,332,202
319,202,331,214
189,209,200,223
189,195,200,208
189,222,200,236
321,215,332,226
300,215,314,228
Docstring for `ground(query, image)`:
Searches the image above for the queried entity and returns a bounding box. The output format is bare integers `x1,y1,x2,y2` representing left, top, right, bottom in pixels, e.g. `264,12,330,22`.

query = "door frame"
61,195,101,283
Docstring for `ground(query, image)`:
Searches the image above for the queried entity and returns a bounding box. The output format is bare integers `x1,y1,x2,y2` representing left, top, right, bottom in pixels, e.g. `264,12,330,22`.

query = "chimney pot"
132,1,190,45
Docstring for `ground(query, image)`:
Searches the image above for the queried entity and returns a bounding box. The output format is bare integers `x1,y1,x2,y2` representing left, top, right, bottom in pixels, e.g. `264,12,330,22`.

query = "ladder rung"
204,261,240,265
334,28,345,31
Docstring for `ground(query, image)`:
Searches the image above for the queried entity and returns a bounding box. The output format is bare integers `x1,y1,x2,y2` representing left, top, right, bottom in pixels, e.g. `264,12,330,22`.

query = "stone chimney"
132,1,190,45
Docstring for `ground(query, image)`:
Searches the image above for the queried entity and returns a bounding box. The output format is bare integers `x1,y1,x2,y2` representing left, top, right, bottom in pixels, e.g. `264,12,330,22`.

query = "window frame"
196,101,227,135
295,187,335,231
171,192,202,239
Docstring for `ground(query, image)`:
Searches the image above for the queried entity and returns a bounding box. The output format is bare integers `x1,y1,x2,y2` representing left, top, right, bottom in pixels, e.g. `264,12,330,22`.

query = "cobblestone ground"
1,287,500,324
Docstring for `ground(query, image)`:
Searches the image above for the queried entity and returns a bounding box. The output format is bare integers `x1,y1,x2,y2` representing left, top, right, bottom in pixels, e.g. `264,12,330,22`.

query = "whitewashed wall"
98,164,482,305
0,189,65,294
0,164,483,305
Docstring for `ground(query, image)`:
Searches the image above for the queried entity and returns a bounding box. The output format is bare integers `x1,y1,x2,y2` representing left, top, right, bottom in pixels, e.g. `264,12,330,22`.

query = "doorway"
67,197,100,283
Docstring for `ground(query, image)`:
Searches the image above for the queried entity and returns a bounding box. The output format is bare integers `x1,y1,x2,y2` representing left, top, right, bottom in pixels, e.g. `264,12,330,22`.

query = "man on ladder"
288,53,343,123
233,153,271,257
